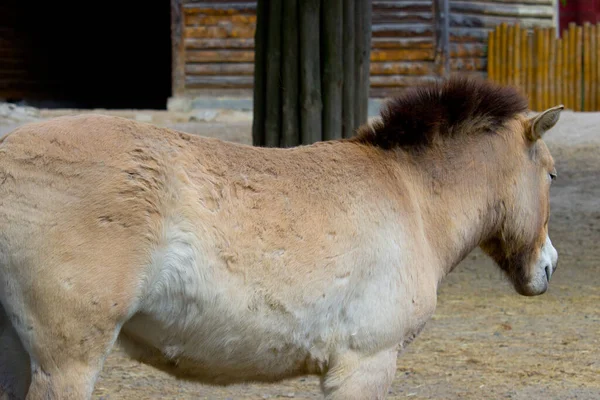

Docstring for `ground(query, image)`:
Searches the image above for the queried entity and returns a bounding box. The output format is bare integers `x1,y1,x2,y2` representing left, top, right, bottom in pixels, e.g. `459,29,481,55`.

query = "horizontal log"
185,14,256,26
186,50,254,62
451,13,552,29
371,49,434,61
185,75,253,88
369,75,437,87
372,1,432,13
372,12,432,24
459,0,551,4
184,24,255,39
450,43,486,57
371,37,433,49
372,23,433,38
185,38,254,49
450,1,554,18
183,4,256,15
450,28,490,43
450,57,487,71
370,61,435,75
185,62,254,75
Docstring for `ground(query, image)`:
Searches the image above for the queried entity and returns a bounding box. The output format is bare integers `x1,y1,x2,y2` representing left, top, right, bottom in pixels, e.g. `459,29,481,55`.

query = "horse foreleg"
0,306,30,400
321,348,397,400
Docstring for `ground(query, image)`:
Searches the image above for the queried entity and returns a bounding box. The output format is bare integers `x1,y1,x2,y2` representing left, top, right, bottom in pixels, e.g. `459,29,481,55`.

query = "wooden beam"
264,0,283,147
252,0,269,146
281,0,300,147
322,0,343,140
342,0,356,138
171,0,185,96
300,0,322,144
355,0,372,128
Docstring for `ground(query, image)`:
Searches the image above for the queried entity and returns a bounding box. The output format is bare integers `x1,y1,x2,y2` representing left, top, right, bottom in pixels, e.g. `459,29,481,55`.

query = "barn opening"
1,0,172,109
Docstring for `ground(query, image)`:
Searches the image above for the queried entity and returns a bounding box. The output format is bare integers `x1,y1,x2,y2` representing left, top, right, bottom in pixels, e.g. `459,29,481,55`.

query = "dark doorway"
1,1,172,109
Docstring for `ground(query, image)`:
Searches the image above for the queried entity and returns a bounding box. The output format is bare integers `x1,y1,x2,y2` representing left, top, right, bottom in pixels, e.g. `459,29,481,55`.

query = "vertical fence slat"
544,27,548,109
547,28,556,107
535,27,543,110
495,26,502,85
583,23,591,111
556,38,563,107
500,23,508,86
521,29,528,98
514,24,521,88
597,23,600,110
488,30,495,82
507,24,514,86
527,32,534,107
576,25,583,111
487,22,598,111
563,29,570,110
591,24,597,110
569,23,576,110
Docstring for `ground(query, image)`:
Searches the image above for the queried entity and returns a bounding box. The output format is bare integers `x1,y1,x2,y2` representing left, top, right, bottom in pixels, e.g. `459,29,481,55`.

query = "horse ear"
527,105,564,141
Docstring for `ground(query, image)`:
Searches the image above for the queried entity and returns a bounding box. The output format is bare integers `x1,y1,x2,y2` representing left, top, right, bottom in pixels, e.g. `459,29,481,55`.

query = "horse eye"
549,172,557,181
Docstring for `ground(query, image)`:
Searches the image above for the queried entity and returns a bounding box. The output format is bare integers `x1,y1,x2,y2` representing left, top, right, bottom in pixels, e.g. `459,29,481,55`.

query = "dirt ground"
1,106,598,400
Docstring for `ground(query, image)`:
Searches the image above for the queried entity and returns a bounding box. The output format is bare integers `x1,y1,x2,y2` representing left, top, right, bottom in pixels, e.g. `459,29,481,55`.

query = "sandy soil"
1,106,598,400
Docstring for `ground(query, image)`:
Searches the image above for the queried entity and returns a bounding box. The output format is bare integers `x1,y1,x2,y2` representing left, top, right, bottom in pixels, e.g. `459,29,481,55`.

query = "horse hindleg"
0,306,31,400
321,349,398,400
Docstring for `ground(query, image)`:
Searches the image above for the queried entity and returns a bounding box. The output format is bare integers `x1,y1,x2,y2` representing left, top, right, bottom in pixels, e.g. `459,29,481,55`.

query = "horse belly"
120,234,320,384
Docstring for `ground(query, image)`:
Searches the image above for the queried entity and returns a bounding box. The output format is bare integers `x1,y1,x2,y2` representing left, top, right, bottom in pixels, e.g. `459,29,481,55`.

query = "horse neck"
400,137,509,277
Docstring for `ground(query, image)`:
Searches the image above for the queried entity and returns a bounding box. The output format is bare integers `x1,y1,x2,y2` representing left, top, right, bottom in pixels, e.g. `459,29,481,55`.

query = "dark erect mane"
353,77,529,150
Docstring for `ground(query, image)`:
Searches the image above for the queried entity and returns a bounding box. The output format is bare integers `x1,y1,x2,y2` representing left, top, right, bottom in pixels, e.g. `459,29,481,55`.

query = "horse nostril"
545,265,552,282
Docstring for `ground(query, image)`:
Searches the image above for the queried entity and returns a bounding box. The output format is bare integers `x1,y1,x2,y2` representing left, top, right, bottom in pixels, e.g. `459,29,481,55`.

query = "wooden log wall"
178,0,558,98
182,0,257,94
448,0,555,78
181,0,441,97
488,22,600,111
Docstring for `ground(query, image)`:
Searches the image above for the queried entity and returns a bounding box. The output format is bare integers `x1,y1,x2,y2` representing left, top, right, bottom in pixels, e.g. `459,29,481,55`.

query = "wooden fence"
487,22,600,111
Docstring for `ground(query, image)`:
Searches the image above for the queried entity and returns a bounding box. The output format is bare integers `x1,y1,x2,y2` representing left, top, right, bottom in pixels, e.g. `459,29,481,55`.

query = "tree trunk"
253,0,372,147
281,0,300,148
322,0,343,140
342,0,356,138
355,0,372,128
300,0,323,144
264,0,283,147
251,0,269,147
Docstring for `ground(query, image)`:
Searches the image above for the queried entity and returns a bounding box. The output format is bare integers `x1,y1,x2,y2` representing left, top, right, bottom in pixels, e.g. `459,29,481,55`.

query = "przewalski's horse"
0,78,561,400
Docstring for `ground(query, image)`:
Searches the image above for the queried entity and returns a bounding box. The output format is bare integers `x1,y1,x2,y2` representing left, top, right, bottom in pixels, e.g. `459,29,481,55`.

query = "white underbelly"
120,221,437,383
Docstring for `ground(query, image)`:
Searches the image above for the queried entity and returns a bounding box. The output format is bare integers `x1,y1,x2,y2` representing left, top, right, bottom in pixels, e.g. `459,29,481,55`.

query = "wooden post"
500,23,508,86
597,23,600,110
495,26,502,86
521,29,528,98
355,0,372,128
488,30,495,82
300,0,323,144
575,25,583,112
170,0,185,97
322,0,343,140
548,28,557,107
528,32,534,106
583,23,591,111
591,24,597,110
342,0,356,138
513,24,520,89
542,28,550,110
507,25,514,86
563,29,570,109
556,38,563,107
569,23,577,110
252,0,269,146
281,0,300,147
264,0,283,147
